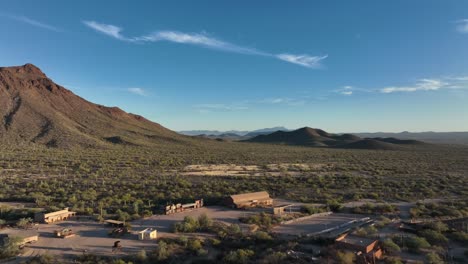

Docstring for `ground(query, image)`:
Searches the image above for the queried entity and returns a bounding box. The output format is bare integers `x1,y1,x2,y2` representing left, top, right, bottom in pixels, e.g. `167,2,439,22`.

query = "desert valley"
1,2,468,264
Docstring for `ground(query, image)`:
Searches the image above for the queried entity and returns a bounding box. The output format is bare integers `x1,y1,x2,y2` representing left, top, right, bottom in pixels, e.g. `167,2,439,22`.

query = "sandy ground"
180,163,331,176
132,206,253,235
1,220,155,263
1,206,253,263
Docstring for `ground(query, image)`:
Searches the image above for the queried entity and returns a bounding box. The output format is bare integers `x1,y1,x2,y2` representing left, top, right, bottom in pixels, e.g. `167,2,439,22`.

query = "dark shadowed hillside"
245,127,427,150
0,64,188,148
355,132,468,145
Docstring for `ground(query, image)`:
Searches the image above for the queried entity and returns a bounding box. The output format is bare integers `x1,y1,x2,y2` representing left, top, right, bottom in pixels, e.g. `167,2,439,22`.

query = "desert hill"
245,127,427,150
0,63,186,148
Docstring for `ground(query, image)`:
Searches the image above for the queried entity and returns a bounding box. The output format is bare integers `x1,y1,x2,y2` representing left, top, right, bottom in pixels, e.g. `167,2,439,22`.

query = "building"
34,208,76,224
225,191,273,209
270,204,293,215
164,199,203,215
138,228,157,240
105,220,125,227
335,234,382,263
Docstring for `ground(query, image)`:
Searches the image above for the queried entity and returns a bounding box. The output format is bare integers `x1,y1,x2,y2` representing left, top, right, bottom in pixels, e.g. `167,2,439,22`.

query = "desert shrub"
0,236,22,259
405,236,430,253
419,230,448,246
425,252,444,264
223,249,255,264
335,250,355,264
382,238,401,255
254,231,272,241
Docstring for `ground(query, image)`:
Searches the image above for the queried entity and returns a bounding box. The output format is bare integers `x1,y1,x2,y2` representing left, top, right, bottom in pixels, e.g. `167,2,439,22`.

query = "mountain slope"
0,63,186,148
245,127,426,150
355,132,468,145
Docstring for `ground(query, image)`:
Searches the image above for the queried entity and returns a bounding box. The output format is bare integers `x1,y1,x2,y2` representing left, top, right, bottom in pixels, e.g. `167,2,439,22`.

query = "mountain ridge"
244,127,428,150
0,63,186,148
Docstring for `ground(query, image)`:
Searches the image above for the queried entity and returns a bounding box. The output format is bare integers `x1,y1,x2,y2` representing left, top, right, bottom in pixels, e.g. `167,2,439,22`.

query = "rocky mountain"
0,64,187,148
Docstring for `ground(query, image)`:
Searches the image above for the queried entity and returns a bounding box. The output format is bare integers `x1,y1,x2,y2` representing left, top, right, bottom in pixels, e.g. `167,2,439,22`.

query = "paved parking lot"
273,213,367,237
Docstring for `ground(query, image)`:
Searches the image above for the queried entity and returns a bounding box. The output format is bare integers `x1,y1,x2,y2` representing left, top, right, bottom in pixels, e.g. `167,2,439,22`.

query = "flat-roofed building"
34,208,76,224
138,228,157,240
105,219,125,227
225,191,273,209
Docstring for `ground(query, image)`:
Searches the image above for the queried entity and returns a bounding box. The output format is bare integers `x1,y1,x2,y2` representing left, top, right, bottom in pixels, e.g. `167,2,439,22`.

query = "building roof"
139,228,156,234
229,191,271,204
337,234,377,247
43,208,75,218
105,219,124,225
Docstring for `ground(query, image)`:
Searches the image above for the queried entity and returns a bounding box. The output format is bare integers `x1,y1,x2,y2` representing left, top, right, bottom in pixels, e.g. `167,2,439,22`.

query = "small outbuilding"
138,228,157,240
34,208,76,224
225,191,273,209
105,220,125,227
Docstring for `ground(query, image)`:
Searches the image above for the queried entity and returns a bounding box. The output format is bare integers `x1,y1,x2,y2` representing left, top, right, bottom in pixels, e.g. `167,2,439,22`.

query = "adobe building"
225,191,273,209
138,228,157,240
335,233,383,263
34,208,76,224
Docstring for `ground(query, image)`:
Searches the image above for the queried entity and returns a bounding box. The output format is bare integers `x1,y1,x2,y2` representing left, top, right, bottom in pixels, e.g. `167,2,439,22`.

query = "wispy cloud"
276,54,328,68
82,21,327,68
455,19,468,34
260,97,306,106
379,77,468,94
194,103,248,113
83,21,126,40
139,31,267,56
0,13,60,32
127,87,146,96
380,79,447,93
336,86,354,95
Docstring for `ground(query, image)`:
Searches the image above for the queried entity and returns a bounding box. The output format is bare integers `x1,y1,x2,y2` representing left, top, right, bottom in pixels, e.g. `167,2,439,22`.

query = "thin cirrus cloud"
82,20,327,68
455,19,468,34
379,77,468,94
127,87,146,96
0,13,60,32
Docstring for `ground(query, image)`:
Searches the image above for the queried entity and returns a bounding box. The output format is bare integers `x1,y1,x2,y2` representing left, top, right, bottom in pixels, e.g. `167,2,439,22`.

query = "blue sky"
1,1,468,132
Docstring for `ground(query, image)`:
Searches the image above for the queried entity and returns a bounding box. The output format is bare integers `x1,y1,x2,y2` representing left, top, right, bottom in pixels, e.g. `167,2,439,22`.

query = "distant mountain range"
3,63,465,149
182,127,468,145
179,126,289,137
244,127,428,150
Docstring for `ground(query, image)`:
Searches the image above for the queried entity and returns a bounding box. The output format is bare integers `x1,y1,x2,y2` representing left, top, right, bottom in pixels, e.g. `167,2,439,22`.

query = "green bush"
223,249,255,264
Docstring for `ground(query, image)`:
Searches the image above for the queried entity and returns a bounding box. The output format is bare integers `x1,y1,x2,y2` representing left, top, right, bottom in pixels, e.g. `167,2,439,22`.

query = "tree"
198,213,212,230
335,251,355,264
155,241,169,261
223,249,255,264
0,236,22,259
406,236,430,252
426,252,444,264
16,218,32,229
427,221,448,232
420,230,448,246
382,239,401,255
